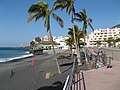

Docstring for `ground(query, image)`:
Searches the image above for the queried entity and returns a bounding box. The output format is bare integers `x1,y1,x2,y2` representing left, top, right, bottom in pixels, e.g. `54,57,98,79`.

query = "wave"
0,54,34,63
25,51,30,54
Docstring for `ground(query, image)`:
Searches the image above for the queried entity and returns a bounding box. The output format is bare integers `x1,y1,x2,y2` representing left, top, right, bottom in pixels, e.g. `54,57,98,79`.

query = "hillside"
111,24,120,28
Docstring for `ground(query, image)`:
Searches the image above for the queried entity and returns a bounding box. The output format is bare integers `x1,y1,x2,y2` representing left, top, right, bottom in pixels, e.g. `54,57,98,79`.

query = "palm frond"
27,13,37,23
44,15,50,32
28,4,43,14
68,29,73,36
80,9,87,20
52,13,64,28
37,1,48,9
88,22,94,31
54,0,75,15
87,18,93,23
68,3,73,15
72,6,75,15
28,1,48,14
68,28,72,31
54,4,62,10
37,1,46,5
66,5,69,13
35,13,44,22
54,0,63,6
73,18,82,22
75,13,82,19
68,0,74,14
74,25,79,31
79,12,84,20
83,9,86,16
54,0,66,11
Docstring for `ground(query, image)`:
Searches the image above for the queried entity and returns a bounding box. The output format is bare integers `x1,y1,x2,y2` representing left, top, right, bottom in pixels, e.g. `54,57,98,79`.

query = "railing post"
81,72,86,90
79,73,81,90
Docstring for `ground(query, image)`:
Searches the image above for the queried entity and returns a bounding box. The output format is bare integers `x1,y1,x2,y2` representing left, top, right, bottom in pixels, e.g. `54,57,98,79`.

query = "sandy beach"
0,49,72,90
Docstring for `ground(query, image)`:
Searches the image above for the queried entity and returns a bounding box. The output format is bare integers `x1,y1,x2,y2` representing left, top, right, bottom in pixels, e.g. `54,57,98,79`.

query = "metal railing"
63,56,86,90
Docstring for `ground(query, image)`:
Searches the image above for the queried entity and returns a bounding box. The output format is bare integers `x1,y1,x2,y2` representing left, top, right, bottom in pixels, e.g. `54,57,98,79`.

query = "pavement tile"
83,61,120,90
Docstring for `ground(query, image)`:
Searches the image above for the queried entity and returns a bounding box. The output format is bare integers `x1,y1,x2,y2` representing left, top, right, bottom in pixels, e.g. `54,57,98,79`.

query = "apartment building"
86,27,120,47
39,36,69,49
54,36,69,49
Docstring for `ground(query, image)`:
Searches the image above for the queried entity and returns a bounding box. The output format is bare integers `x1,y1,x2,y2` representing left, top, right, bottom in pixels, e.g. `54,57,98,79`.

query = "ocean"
0,47,33,63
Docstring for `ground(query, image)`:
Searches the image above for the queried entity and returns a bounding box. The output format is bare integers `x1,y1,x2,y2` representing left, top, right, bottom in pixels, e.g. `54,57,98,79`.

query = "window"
103,38,106,41
104,35,107,37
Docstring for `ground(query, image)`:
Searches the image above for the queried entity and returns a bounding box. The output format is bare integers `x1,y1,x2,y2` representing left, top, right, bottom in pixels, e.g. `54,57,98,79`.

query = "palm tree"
65,37,74,55
96,40,101,47
79,40,84,46
27,1,64,74
54,0,81,65
74,9,94,62
74,9,94,33
30,41,35,47
35,37,41,43
107,37,113,47
68,25,83,48
116,37,120,42
115,37,120,48
112,38,116,47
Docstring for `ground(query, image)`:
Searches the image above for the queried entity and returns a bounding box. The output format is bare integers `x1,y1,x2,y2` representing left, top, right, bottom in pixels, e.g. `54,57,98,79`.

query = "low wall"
100,47,120,61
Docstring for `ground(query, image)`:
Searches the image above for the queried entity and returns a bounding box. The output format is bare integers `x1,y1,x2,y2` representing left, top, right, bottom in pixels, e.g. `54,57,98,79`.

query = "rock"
45,72,54,79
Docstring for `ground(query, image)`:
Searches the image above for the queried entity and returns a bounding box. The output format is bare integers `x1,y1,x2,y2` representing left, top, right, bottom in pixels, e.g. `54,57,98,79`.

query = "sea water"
0,47,33,63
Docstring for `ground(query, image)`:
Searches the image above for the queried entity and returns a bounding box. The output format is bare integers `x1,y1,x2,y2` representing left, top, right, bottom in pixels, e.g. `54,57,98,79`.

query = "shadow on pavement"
62,65,72,74
36,81,63,90
59,62,73,67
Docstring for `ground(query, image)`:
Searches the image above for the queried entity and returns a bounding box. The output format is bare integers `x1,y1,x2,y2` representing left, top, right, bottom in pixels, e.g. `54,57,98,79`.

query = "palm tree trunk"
72,14,81,65
76,37,81,63
49,30,61,74
83,34,88,62
70,46,73,56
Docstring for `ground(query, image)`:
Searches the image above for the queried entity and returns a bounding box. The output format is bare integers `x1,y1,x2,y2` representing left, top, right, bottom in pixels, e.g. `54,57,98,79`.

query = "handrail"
63,56,86,90
63,75,70,90
68,57,76,90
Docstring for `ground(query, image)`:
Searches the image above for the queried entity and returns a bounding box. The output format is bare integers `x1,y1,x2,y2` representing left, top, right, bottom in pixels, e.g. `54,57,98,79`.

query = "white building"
86,27,120,47
54,36,69,49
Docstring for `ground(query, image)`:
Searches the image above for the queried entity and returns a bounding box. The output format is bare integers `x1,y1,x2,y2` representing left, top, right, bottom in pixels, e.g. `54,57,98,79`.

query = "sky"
0,0,120,47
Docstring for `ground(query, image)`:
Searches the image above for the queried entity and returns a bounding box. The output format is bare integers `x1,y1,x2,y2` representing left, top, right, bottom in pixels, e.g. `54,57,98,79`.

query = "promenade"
83,60,120,90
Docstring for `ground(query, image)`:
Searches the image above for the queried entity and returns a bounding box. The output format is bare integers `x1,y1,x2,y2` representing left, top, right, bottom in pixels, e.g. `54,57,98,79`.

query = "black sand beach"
0,50,72,90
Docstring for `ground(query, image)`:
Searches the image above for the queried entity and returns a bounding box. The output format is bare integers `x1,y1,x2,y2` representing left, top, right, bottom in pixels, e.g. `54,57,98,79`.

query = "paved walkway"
83,61,120,90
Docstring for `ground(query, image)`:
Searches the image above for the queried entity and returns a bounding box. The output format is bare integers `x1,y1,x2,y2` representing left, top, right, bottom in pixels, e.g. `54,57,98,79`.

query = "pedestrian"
106,55,113,68
98,51,106,66
10,70,15,78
